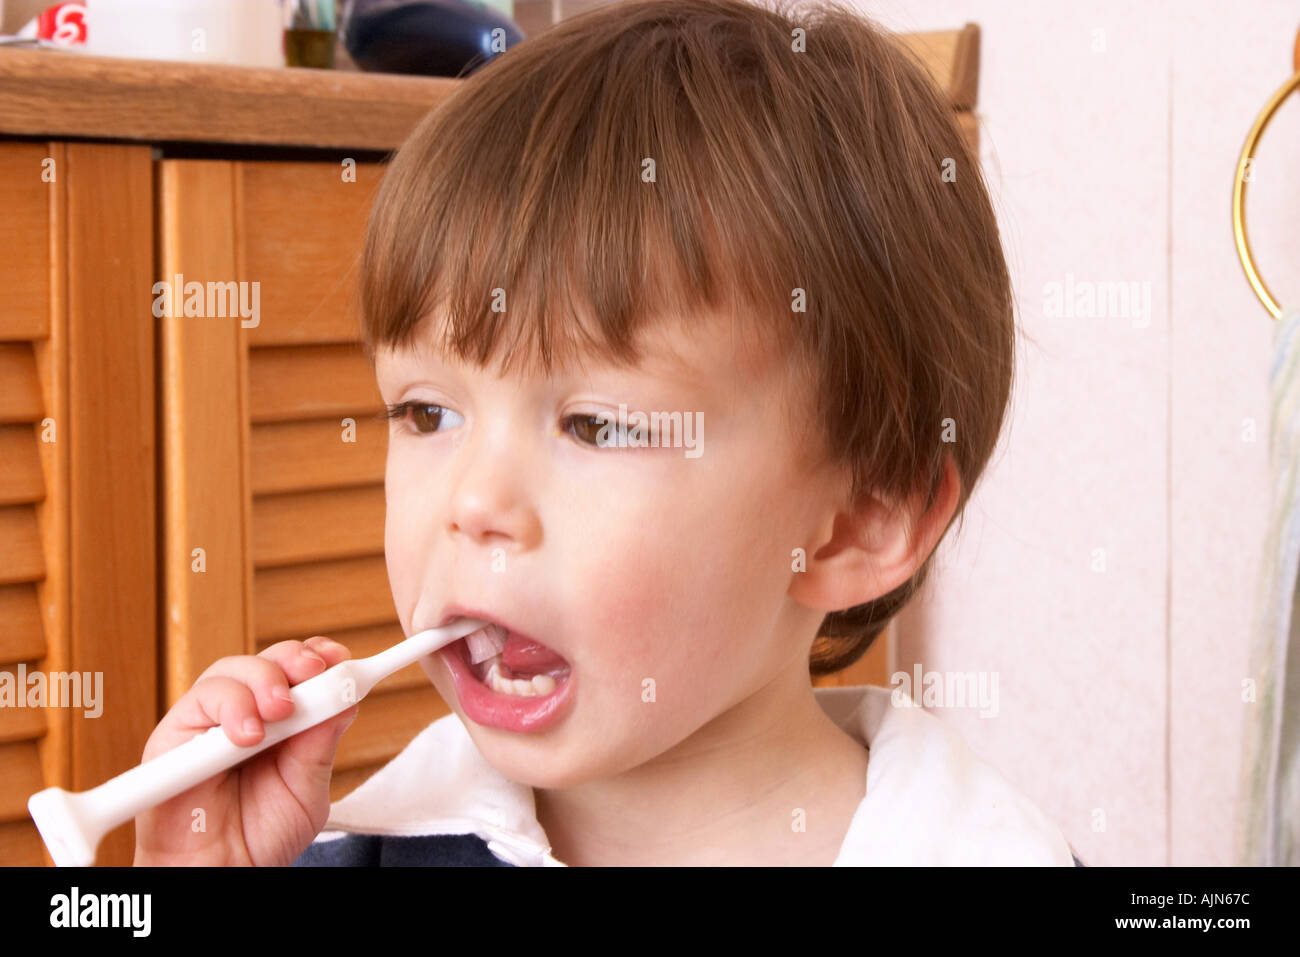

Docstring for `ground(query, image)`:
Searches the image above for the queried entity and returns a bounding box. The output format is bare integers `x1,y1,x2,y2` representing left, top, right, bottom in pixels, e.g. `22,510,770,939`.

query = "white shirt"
308,684,1078,866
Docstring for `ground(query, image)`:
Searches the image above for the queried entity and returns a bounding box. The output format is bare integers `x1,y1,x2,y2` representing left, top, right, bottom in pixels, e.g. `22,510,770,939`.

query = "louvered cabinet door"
0,142,55,866
2,142,156,866
158,158,451,805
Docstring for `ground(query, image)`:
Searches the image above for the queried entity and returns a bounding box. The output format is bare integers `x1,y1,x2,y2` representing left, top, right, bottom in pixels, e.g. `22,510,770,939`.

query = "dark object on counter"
286,28,338,68
342,0,524,77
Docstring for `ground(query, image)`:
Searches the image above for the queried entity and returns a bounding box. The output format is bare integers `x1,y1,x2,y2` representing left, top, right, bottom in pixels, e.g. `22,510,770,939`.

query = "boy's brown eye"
564,414,616,447
409,405,442,433
384,401,460,434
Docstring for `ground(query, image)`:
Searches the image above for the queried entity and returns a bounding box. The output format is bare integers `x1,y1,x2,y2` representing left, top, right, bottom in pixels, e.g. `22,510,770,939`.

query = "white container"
84,0,284,68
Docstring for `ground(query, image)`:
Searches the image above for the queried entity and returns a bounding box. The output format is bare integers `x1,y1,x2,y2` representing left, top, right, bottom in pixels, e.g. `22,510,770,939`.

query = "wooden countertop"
0,47,459,150
0,24,975,152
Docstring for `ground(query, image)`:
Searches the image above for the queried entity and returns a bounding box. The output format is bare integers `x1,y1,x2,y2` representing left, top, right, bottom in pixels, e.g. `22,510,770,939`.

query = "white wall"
862,0,1300,865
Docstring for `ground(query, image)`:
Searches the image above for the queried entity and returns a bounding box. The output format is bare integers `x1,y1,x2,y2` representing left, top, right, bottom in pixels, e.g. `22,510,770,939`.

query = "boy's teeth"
530,674,557,694
465,623,508,664
479,659,557,697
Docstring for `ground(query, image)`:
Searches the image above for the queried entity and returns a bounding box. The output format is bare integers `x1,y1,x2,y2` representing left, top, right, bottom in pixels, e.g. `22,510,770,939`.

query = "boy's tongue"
501,633,569,675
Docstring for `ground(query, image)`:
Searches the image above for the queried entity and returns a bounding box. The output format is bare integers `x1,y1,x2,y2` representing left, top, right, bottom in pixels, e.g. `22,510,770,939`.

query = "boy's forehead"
378,308,786,390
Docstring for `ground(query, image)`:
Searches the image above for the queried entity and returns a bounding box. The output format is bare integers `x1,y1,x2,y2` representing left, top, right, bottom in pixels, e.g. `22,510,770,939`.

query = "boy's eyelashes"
381,401,629,448
382,400,461,433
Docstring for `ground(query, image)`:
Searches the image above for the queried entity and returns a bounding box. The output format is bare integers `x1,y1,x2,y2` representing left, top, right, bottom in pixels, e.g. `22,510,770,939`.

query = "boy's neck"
532,665,869,866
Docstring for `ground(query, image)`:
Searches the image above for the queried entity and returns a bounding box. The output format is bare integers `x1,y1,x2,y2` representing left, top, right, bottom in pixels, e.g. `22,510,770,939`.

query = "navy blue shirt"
293,832,514,867
291,832,1087,867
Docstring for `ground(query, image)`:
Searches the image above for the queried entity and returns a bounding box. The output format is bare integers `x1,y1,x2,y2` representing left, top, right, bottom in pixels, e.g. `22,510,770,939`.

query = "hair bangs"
358,10,803,381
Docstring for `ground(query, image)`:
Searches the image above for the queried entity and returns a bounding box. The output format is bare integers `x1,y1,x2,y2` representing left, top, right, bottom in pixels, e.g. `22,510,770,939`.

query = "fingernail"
243,718,261,736
273,686,293,702
301,647,326,664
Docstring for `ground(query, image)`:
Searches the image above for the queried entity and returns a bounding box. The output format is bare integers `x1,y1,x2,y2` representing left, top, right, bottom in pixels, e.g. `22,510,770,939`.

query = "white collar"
318,685,1075,866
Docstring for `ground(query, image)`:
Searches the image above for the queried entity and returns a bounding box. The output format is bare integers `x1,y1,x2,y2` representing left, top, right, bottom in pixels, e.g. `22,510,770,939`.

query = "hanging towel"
1239,304,1300,866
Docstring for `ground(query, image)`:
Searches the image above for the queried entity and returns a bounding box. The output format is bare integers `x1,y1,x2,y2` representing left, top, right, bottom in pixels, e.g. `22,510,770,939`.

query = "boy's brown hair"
358,0,1015,675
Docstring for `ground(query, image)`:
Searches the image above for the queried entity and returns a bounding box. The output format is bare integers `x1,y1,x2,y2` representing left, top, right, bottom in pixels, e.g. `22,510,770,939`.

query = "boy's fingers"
301,635,351,662
144,676,264,760
193,654,307,724
142,638,353,763
258,637,351,686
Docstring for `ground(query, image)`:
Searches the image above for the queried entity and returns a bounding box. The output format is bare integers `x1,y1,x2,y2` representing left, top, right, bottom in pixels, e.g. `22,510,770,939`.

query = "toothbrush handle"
28,620,487,865
76,660,370,840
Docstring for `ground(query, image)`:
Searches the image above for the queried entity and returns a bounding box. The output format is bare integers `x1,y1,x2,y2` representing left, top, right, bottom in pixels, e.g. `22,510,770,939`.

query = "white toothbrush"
27,617,493,867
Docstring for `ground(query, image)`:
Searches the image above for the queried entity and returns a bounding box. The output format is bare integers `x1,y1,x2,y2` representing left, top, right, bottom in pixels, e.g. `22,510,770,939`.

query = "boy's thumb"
334,704,360,736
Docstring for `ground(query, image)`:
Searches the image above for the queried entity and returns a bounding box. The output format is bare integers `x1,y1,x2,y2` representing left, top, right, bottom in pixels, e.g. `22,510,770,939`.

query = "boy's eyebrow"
379,331,715,395
376,306,759,413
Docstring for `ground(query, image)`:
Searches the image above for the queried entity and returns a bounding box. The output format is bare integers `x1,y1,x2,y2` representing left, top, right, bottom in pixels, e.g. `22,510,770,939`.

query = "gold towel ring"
1233,34,1300,320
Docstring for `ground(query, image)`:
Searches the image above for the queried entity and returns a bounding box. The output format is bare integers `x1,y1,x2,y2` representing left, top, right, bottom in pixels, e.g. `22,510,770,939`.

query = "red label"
37,3,88,46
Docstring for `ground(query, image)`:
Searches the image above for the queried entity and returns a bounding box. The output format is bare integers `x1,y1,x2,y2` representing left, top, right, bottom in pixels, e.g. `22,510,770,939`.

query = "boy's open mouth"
458,623,572,698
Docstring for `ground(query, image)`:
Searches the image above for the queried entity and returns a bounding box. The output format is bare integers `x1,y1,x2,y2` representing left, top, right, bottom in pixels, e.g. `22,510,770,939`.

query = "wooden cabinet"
1,140,156,866
156,156,449,810
0,50,459,865
0,25,977,865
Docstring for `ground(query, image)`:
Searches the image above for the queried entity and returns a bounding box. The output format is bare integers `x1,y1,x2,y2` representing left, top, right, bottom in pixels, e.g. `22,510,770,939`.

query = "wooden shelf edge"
0,48,461,150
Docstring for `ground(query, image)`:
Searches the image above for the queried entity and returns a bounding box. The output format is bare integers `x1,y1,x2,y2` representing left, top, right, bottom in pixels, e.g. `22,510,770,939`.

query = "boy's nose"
447,508,540,551
444,454,543,553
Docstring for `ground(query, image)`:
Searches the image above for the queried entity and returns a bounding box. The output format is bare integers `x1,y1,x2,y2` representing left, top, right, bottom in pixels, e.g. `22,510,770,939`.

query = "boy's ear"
788,455,961,614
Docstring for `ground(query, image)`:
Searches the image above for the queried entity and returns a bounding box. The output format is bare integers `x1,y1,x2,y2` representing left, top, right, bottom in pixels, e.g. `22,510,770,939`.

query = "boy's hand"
133,636,357,867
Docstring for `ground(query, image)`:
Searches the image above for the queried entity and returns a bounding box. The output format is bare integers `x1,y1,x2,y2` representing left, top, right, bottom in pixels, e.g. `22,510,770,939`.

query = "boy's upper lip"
434,603,567,660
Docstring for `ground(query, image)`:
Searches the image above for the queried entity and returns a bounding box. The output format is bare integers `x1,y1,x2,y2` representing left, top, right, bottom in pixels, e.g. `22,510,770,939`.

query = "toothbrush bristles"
465,624,507,664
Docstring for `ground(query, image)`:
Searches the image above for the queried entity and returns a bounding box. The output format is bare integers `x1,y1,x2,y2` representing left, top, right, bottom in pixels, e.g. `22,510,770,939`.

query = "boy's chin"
465,726,597,790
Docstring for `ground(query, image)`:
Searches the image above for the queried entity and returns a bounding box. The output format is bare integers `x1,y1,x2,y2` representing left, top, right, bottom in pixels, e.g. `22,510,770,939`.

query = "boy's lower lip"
438,637,576,733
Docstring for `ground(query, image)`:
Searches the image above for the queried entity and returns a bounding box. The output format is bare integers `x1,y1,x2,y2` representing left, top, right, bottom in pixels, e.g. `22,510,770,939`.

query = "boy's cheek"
384,522,433,631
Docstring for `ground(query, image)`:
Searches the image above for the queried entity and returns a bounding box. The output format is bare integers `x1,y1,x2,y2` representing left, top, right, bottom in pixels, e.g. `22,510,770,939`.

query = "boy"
134,0,1081,866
